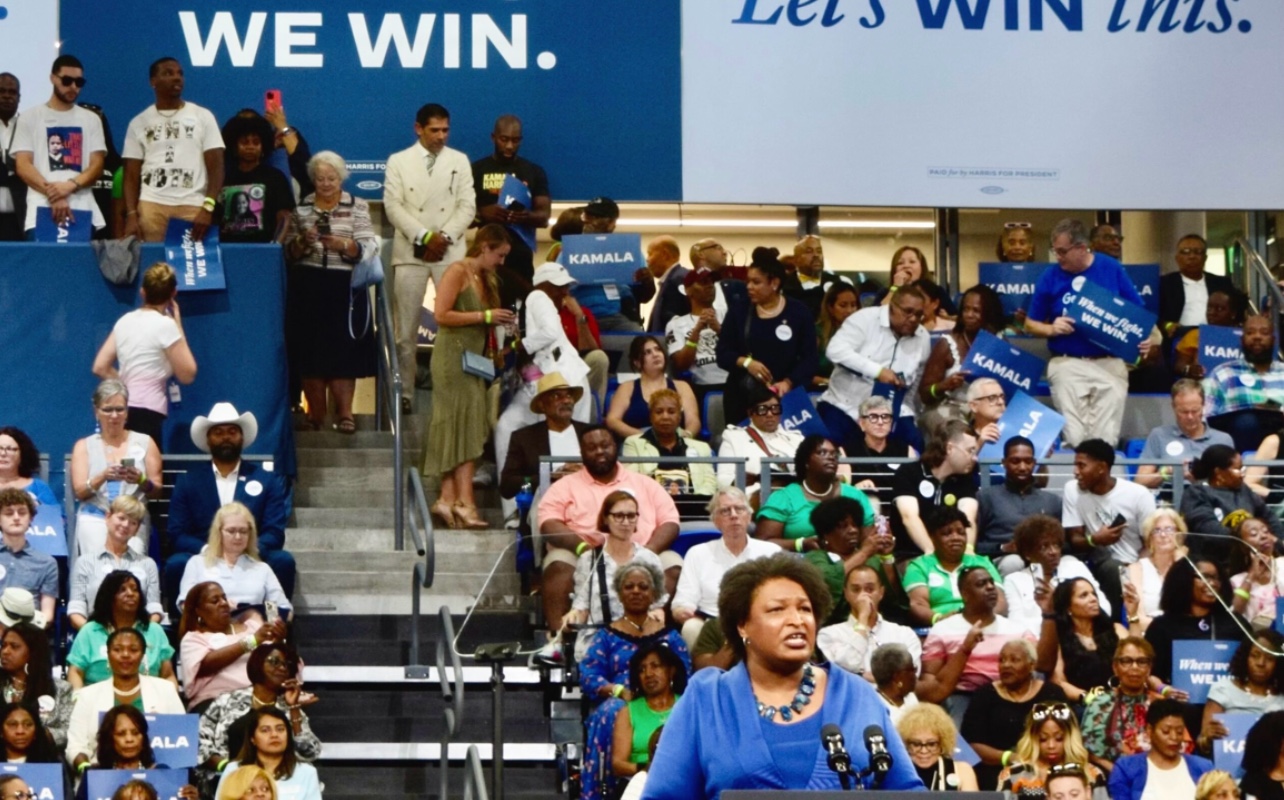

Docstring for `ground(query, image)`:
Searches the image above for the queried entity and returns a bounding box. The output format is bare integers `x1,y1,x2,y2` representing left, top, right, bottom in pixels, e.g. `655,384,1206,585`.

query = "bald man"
646,234,688,332
782,235,851,317
471,114,551,283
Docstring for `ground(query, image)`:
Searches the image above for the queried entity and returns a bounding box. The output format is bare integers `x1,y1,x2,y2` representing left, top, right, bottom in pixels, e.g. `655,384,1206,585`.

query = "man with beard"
535,426,680,646
0,72,23,240
163,403,295,612
472,114,550,284
782,235,851,318
976,436,1062,576
1205,314,1284,451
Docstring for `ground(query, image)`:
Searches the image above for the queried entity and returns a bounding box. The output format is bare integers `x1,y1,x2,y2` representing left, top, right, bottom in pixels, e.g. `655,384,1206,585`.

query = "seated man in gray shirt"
1134,378,1233,496
976,436,1061,576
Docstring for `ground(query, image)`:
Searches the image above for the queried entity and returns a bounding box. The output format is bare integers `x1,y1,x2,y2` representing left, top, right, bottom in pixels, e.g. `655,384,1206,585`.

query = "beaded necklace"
754,663,816,721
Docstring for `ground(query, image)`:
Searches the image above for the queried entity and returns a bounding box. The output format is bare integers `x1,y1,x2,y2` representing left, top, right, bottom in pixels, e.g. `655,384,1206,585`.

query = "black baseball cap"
585,197,619,219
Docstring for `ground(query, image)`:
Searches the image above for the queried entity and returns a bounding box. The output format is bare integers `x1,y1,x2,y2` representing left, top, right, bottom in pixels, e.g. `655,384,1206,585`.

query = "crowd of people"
4,52,1284,800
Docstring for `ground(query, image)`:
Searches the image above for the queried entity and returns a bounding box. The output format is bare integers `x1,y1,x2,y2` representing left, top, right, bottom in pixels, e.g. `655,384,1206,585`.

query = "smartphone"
1119,565,1133,587
264,89,282,114
1110,513,1127,528
265,601,280,625
120,458,135,468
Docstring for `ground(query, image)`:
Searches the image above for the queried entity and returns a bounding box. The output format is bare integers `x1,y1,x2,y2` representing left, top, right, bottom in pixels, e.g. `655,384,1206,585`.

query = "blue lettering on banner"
498,174,537,252
24,504,67,558
978,262,1052,316
87,770,187,800
1172,640,1236,704
559,233,643,286
1124,264,1160,315
2,762,65,800
164,220,227,292
1214,712,1256,778
962,330,1044,398
1065,279,1157,361
32,207,92,243
1198,325,1242,374
978,390,1065,462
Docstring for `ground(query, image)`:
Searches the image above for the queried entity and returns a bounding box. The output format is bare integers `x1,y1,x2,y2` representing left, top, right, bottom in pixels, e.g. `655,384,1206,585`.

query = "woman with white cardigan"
66,627,185,768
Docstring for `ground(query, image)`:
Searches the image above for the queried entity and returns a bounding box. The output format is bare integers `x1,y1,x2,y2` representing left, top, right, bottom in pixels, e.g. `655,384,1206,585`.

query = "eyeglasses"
905,739,942,753
0,446,19,454
751,404,782,416
972,393,1005,405
1031,702,1073,722
862,413,893,423
1115,656,1152,668
223,528,251,538
264,655,288,667
1053,243,1086,258
892,304,925,320
1178,248,1207,256
714,505,750,518
1152,525,1178,535
1097,233,1124,243
98,406,128,415
58,75,87,88
608,512,639,523
1004,222,1032,230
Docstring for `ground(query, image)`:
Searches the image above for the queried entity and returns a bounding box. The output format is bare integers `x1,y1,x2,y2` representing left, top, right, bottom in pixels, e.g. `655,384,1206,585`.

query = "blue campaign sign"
93,714,198,768
1172,640,1237,704
978,262,1051,317
2,762,65,800
1198,326,1243,374
57,2,680,202
978,390,1065,462
1064,279,1158,362
86,770,188,800
778,388,829,439
954,738,980,767
164,220,227,292
1214,712,1257,778
1275,597,1284,636
1124,264,1160,315
499,174,537,251
559,233,643,286
417,305,438,346
25,504,67,558
32,207,93,243
962,330,1044,399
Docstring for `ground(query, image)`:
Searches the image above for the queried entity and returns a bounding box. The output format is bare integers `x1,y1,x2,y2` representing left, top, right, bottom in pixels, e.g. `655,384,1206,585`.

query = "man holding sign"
1025,219,1150,447
472,115,550,284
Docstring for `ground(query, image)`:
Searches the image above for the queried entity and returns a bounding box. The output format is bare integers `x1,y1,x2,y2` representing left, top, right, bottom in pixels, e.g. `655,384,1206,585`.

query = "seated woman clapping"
622,389,716,497
215,708,322,800
178,503,291,620
67,628,186,768
67,570,175,689
0,702,61,763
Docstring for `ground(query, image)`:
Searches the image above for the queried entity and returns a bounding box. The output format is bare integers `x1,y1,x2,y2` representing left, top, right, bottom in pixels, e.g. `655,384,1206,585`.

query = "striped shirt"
921,614,1036,693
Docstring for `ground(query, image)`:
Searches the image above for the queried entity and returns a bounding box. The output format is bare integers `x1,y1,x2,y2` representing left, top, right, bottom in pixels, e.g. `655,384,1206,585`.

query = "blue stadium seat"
669,528,720,557
1123,438,1146,478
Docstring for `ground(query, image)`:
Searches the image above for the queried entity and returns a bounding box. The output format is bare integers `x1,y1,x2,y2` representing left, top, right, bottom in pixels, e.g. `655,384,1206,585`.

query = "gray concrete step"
292,592,528,615
283,527,397,550
294,507,398,527
294,547,510,574
296,448,398,468
297,569,519,595
295,466,396,489
294,486,398,508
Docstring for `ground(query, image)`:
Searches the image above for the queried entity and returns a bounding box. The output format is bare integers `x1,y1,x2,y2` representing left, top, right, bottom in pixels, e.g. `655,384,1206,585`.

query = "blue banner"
961,330,1044,398
1064,279,1158,361
1172,640,1237,704
94,713,199,768
559,233,643,286
1274,597,1284,636
2,763,64,800
499,174,537,252
25,504,67,558
978,262,1051,317
417,305,438,346
978,390,1065,462
86,770,188,800
778,388,829,439
1124,264,1161,315
954,738,980,767
1213,712,1256,778
164,220,227,292
32,207,93,243
1198,326,1243,374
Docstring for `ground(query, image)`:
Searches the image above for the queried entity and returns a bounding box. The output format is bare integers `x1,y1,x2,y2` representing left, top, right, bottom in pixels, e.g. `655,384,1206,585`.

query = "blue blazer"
642,662,923,800
1107,752,1213,800
167,461,289,555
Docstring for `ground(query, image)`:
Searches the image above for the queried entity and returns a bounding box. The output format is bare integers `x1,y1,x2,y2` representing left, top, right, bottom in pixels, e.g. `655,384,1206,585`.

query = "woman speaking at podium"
642,554,923,798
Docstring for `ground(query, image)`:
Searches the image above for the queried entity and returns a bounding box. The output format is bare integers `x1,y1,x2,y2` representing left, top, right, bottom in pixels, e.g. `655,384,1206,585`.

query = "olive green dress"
424,285,490,475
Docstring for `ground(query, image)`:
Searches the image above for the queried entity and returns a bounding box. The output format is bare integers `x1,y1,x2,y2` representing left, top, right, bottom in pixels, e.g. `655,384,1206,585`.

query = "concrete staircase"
289,415,522,616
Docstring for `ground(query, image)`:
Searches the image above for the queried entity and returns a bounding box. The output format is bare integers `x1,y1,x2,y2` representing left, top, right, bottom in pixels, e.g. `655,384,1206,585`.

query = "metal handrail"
373,281,406,552
463,745,490,800
406,468,435,671
1234,235,1284,346
434,606,465,799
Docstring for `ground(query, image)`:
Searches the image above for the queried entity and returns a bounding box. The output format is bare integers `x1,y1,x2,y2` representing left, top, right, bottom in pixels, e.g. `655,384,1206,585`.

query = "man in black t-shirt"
889,419,978,559
472,115,551,284
217,114,295,243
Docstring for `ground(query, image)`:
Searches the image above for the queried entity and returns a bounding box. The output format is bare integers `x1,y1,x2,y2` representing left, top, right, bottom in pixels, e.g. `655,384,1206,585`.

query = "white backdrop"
0,1,59,111
681,0,1284,209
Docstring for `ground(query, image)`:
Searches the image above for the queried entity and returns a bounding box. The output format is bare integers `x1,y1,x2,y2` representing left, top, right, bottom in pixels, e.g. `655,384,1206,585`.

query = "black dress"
1241,772,1284,800
961,681,1068,791
915,756,963,792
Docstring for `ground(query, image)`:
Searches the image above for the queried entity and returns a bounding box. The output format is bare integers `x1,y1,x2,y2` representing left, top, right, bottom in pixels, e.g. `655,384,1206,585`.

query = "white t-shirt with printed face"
12,103,107,230
122,101,223,207
665,310,729,387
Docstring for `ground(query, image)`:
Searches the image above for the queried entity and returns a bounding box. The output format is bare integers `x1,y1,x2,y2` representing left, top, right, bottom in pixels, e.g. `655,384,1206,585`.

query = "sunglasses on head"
58,76,87,88
1047,763,1087,778
1031,702,1073,723
1004,221,1032,230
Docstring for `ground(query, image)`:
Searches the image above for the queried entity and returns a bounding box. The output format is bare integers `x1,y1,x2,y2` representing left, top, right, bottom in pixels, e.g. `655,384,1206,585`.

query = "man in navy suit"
163,402,295,612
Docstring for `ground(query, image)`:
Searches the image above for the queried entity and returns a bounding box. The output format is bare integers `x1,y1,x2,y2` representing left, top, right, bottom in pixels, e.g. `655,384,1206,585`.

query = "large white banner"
0,1,59,110
681,0,1284,209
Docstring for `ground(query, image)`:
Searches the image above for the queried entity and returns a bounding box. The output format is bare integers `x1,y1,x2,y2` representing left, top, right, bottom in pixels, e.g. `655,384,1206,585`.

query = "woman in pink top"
92,262,198,447
179,581,287,712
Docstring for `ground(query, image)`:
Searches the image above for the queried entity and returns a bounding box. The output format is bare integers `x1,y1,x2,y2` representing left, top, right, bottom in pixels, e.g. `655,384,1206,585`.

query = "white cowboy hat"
0,587,45,630
190,402,259,452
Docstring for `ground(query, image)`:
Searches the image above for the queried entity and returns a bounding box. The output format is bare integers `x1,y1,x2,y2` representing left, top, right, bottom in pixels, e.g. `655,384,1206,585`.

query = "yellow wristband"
484,310,492,324
202,196,217,212
575,542,589,556
1001,750,1013,768
795,537,806,553
611,684,624,698
743,356,753,369
1234,588,1251,601
684,339,698,349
